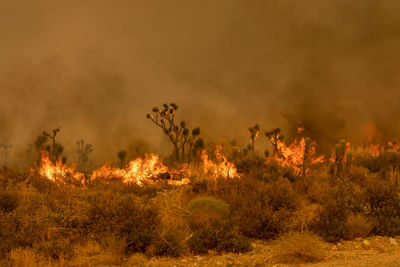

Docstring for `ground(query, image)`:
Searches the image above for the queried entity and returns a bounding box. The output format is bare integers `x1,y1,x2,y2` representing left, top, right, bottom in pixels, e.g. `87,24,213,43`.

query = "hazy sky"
1,0,400,164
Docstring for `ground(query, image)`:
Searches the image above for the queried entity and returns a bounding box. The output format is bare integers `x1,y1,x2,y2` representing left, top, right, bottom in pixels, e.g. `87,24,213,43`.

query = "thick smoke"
1,0,400,165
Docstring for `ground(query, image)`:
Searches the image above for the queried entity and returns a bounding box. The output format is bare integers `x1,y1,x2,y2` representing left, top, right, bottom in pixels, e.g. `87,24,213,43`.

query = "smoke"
1,0,400,165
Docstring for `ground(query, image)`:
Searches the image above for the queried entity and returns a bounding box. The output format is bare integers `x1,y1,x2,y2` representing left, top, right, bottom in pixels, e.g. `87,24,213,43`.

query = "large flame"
38,149,239,186
39,151,85,185
200,145,239,179
273,126,324,174
91,154,190,186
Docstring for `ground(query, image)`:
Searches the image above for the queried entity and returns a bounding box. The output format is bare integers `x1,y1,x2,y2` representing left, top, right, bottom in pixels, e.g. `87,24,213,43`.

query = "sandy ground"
125,236,400,267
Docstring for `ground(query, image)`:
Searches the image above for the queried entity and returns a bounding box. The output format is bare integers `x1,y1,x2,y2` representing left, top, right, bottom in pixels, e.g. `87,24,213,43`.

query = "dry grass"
345,213,374,239
8,247,68,267
69,236,125,266
271,231,327,264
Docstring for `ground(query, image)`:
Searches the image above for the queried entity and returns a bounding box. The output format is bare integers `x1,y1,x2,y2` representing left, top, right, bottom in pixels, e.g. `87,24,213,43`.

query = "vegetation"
76,139,93,172
146,103,200,162
271,231,326,264
2,104,400,265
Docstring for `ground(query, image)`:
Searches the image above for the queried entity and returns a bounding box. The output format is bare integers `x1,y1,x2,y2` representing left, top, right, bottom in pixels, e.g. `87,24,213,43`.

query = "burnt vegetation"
2,104,400,265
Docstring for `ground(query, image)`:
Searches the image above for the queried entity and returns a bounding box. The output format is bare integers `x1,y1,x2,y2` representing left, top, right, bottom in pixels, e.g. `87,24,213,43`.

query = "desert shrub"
208,177,298,240
347,166,370,186
345,213,374,239
29,174,58,193
215,229,252,253
152,231,183,257
84,189,159,255
187,221,251,255
190,176,209,194
35,238,75,261
0,192,19,212
271,231,326,264
186,196,251,255
363,178,400,236
151,189,189,257
353,150,400,173
234,155,268,179
297,173,329,203
87,179,162,199
312,181,359,242
187,196,229,230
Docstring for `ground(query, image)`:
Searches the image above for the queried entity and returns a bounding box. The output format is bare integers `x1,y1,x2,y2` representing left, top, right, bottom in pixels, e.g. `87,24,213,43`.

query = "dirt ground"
125,236,400,267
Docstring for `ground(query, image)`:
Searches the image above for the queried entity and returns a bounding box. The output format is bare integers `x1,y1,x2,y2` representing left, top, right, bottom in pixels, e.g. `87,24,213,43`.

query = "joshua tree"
332,139,347,177
302,137,311,176
345,151,353,173
36,127,66,163
266,128,284,157
117,150,127,168
186,127,201,163
77,139,93,171
146,103,200,162
248,124,260,156
191,137,204,165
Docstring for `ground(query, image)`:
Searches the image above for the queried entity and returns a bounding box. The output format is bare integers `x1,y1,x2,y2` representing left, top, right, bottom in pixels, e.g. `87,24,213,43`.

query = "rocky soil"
125,236,400,267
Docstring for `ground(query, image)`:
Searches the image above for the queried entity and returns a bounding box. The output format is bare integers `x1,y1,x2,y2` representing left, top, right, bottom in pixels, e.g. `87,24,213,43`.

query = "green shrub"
187,196,229,230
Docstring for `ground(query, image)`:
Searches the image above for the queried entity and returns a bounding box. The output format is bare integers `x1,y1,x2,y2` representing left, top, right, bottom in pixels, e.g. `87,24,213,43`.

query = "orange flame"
91,154,190,186
39,151,85,185
200,145,239,179
273,126,324,174
39,152,192,186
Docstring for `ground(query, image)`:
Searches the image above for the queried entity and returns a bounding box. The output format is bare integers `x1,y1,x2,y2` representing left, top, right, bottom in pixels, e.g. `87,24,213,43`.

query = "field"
2,123,400,266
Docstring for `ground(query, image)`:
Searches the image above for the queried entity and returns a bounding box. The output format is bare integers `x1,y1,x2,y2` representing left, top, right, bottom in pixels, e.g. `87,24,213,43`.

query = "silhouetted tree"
186,127,201,163
302,137,311,176
265,128,284,157
117,150,127,168
146,103,200,162
35,127,67,163
332,139,347,177
248,124,260,155
77,139,93,171
192,137,204,165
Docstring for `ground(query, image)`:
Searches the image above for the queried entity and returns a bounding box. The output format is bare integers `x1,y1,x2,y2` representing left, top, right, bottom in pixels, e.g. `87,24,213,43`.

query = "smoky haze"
1,0,400,166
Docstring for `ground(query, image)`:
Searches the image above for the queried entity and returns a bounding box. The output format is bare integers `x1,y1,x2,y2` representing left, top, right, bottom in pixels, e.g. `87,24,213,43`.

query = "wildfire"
38,149,239,186
273,126,324,175
200,145,239,179
39,151,85,185
91,154,190,186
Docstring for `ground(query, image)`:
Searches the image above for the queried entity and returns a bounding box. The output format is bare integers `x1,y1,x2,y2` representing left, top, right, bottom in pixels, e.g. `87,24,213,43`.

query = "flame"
91,154,190,186
329,141,352,163
39,151,85,185
275,138,324,174
200,145,239,179
272,126,324,174
296,121,305,134
38,151,192,186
